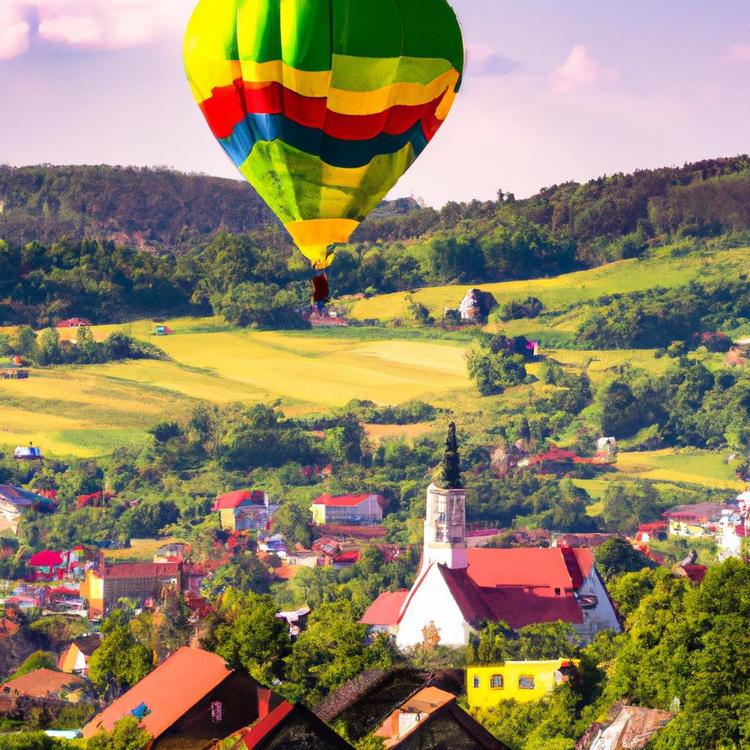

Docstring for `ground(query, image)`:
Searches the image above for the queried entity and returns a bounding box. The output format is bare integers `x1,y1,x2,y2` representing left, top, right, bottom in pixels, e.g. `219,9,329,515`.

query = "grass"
348,244,750,327
103,537,182,563
0,319,476,456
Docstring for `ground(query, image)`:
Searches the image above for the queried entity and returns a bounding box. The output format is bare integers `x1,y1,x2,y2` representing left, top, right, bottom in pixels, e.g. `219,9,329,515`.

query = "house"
258,534,287,558
58,635,101,676
275,607,310,639
576,703,673,750
594,437,618,464
0,485,53,532
80,562,181,618
315,668,465,744
1,668,87,704
213,701,354,749
155,325,173,336
83,647,284,749
362,444,620,648
634,522,668,544
663,502,734,538
28,548,83,582
154,542,188,563
12,445,43,461
311,493,384,526
213,490,277,532
374,686,507,749
459,289,498,322
55,318,92,329
467,659,580,708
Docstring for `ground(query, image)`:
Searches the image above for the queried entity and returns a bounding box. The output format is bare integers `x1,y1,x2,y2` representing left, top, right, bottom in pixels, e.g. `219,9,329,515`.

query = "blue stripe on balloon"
219,112,429,170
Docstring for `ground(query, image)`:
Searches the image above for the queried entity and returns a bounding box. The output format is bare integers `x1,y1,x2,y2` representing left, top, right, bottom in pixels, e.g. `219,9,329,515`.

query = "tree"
87,716,151,750
36,328,62,366
88,610,153,697
601,481,660,533
206,590,290,684
272,500,312,549
284,599,394,705
596,537,657,580
10,651,58,679
440,422,463,489
15,326,37,359
201,551,271,598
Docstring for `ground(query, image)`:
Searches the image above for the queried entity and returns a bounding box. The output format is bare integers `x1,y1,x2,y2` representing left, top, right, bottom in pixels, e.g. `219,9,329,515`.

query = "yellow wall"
80,569,104,616
219,508,237,530
311,504,326,526
467,660,580,708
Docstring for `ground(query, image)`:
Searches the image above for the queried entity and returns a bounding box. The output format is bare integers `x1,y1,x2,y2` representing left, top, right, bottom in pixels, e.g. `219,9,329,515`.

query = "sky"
1,0,749,207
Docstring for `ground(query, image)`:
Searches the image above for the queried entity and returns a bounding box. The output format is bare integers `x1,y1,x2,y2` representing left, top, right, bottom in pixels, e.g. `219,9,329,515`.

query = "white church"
362,437,621,648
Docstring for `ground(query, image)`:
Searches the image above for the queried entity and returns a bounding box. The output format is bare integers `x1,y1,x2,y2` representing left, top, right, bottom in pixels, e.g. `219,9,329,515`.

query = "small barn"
459,289,498,322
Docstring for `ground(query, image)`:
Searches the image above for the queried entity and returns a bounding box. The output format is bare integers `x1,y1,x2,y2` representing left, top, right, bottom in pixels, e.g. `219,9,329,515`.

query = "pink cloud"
0,0,188,59
551,44,617,94
724,43,750,64
0,4,32,60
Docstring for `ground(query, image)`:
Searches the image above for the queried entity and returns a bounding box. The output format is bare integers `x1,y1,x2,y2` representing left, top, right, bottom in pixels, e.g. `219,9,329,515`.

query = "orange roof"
213,490,266,511
82,647,232,739
3,668,86,698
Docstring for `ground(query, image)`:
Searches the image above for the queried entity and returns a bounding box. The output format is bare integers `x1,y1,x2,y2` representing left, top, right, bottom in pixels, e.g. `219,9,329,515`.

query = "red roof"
55,318,92,328
82,647,232,739
213,489,266,511
363,547,597,631
361,591,408,626
29,550,63,567
313,493,377,507
102,562,180,580
680,564,708,584
241,700,295,748
333,551,360,564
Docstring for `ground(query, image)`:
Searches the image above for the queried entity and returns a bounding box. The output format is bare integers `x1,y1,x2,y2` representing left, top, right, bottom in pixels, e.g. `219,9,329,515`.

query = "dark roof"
315,668,465,741
102,562,180,580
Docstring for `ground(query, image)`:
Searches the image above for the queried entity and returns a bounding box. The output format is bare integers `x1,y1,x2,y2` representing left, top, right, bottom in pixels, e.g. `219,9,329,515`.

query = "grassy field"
348,245,750,330
0,318,476,456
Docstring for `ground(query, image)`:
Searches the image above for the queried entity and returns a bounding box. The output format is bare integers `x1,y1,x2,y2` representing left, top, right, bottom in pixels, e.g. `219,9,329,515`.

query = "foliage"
88,610,153,698
86,716,151,750
467,334,530,395
595,537,657,580
9,651,58,680
440,422,463,490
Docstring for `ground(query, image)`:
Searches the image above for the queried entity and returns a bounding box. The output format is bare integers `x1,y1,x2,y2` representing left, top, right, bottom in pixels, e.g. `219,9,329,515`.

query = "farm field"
0,319,474,456
348,244,750,329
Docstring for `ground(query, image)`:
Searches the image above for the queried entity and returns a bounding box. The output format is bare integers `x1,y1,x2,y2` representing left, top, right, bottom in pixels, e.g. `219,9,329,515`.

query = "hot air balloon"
184,0,464,271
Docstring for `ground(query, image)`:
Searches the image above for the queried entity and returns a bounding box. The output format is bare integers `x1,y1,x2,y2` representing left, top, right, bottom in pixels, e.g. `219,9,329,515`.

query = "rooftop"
313,493,379,508
101,562,180,580
213,490,267,511
82,647,233,739
3,668,86,698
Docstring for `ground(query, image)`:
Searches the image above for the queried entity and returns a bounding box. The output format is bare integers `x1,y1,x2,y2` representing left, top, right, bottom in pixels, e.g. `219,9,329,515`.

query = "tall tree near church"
440,422,463,489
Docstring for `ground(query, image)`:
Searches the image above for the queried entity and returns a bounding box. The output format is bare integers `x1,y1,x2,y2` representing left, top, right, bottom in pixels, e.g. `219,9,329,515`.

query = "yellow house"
80,568,104,618
467,659,580,708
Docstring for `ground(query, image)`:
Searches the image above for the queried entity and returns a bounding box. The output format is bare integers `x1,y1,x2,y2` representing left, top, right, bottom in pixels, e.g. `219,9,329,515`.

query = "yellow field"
0,319,474,456
365,422,435,443
103,537,181,563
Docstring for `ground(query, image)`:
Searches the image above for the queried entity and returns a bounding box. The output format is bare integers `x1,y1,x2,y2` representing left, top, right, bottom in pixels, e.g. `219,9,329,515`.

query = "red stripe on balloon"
200,80,447,142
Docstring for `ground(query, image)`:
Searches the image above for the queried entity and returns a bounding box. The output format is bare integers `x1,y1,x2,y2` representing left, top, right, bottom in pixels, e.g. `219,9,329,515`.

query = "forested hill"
2,156,750,256
0,164,421,253
2,156,750,326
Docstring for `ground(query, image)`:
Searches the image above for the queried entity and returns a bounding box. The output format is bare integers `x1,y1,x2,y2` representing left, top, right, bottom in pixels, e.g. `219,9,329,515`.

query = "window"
490,674,504,689
473,675,480,689
519,676,535,690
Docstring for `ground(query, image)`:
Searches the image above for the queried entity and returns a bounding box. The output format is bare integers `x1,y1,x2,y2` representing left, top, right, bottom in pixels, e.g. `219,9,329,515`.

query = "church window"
519,676,535,690
490,674,504,689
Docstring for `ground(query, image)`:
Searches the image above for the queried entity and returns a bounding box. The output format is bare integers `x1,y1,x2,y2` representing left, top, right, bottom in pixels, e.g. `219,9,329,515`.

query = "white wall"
575,565,622,643
396,564,471,649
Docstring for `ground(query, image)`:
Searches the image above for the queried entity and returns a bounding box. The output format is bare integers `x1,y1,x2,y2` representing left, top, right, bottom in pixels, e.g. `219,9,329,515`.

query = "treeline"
578,277,750,349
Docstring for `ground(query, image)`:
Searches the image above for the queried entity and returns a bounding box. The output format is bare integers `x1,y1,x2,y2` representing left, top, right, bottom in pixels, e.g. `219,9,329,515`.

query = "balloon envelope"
184,0,464,269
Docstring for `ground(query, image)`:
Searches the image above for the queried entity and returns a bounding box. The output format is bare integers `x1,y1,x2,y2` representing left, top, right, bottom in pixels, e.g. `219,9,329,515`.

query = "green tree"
440,422,463,489
15,325,38,359
201,551,271,598
10,650,58,679
88,610,153,697
87,716,151,750
595,536,657,580
36,327,62,365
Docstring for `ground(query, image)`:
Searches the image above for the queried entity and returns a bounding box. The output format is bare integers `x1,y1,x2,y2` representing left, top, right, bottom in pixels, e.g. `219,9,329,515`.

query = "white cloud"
0,4,32,60
724,43,750,65
0,0,189,59
551,44,617,94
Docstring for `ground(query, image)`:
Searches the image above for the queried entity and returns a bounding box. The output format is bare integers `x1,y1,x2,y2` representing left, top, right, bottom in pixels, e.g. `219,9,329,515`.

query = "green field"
348,245,750,336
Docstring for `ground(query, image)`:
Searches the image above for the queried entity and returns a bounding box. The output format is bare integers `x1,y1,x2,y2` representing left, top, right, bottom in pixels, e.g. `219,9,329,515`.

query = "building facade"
311,493,384,526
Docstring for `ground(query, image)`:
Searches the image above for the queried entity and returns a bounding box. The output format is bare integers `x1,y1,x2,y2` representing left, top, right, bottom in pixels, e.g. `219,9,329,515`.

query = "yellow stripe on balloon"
187,59,460,118
286,219,361,268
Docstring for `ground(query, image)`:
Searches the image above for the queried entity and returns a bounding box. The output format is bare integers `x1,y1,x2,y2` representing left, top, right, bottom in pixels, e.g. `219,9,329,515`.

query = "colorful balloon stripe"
184,0,464,269
201,80,447,142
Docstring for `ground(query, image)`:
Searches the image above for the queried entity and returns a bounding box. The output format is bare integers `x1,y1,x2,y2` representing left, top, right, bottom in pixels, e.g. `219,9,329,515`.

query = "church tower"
420,423,468,574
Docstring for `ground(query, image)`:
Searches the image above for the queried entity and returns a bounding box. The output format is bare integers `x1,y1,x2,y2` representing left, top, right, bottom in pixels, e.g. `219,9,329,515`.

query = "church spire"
440,422,463,490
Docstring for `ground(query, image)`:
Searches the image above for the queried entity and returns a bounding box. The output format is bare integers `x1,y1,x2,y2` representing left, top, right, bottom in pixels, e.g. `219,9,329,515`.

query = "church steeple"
421,423,468,573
